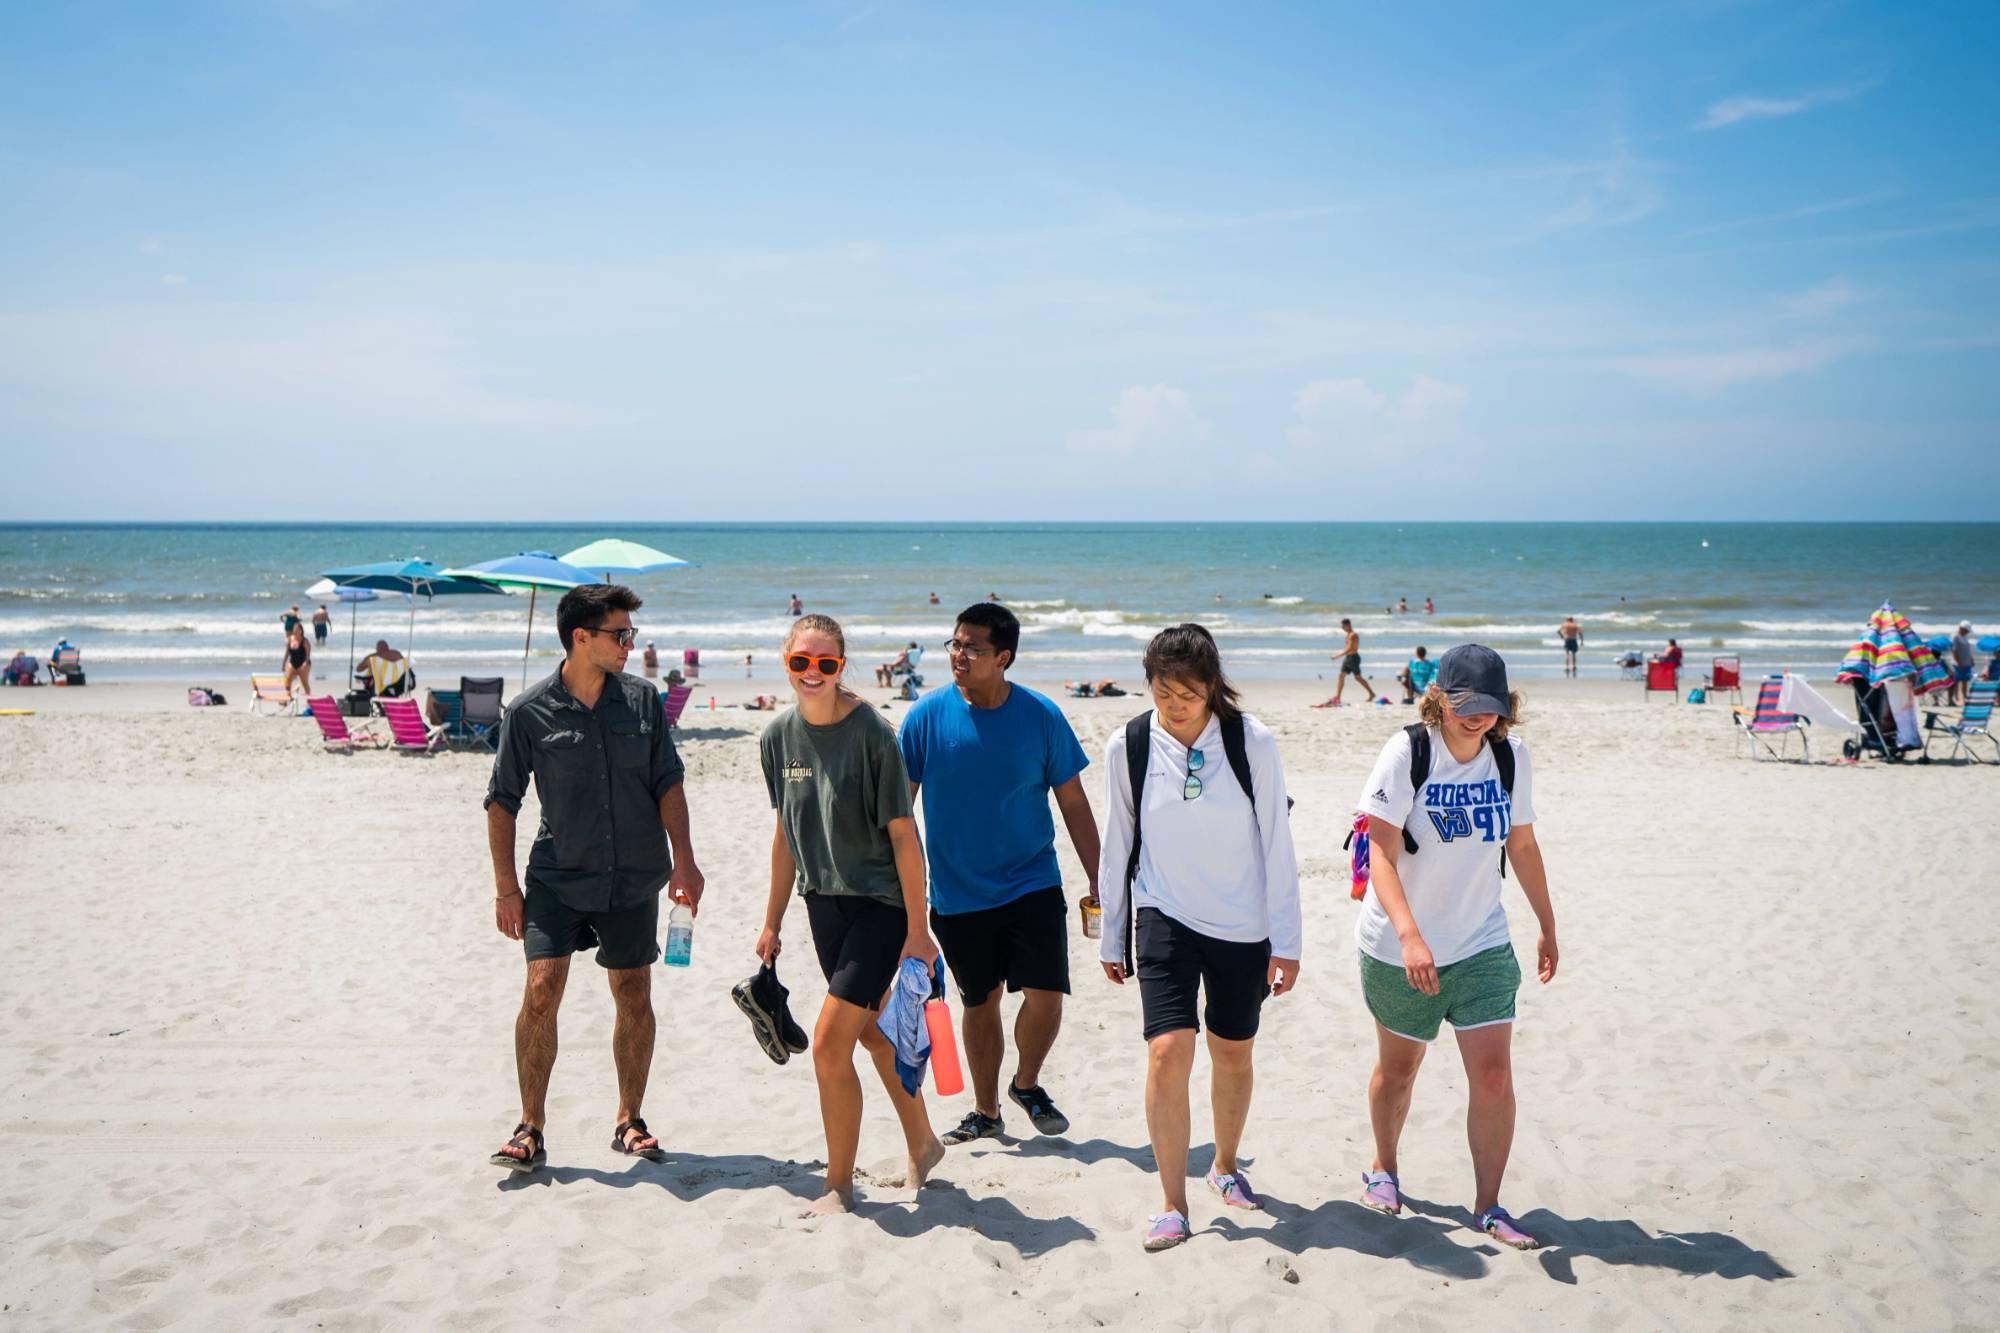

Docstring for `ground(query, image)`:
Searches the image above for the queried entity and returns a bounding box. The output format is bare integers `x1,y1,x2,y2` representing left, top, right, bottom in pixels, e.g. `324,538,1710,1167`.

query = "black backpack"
1345,722,1516,880
1119,710,1291,974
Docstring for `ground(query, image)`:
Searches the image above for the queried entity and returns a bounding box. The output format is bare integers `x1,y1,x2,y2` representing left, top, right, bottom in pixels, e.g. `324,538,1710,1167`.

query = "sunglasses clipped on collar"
786,653,845,676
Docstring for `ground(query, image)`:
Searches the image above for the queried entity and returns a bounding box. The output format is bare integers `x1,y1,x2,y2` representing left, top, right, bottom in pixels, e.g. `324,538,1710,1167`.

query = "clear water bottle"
663,900,694,968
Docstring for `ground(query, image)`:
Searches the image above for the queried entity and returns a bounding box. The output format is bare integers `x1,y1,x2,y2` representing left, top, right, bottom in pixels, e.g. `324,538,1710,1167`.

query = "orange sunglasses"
786,653,845,676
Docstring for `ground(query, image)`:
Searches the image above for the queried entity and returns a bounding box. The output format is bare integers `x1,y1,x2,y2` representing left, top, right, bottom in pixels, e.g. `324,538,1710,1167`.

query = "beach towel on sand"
875,958,944,1096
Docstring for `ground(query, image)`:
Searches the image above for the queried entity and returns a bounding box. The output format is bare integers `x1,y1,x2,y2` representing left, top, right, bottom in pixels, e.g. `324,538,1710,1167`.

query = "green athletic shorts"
1359,943,1520,1043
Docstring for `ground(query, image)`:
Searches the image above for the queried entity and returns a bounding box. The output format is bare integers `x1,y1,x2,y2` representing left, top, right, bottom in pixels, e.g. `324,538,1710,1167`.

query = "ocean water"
2,522,1995,686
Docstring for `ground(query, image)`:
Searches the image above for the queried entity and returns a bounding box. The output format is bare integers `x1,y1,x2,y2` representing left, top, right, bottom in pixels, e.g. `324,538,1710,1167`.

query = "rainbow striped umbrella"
1836,603,1951,694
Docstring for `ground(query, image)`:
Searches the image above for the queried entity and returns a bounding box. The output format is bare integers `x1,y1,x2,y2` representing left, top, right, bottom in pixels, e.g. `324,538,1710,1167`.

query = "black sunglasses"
581,626,639,648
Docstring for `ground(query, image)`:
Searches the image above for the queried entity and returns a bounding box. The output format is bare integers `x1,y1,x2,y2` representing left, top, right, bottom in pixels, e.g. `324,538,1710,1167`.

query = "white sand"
2,675,1996,1330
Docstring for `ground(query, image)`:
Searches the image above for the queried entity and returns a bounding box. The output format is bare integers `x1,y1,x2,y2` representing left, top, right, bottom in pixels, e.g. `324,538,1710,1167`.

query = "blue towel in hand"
875,957,943,1096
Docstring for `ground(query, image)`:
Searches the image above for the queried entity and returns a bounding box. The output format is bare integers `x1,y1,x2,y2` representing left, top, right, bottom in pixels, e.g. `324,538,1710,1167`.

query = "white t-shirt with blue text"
1354,727,1535,968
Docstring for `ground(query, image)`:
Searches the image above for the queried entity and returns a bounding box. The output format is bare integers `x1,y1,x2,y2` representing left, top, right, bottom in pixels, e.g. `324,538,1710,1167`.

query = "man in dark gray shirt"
484,583,703,1172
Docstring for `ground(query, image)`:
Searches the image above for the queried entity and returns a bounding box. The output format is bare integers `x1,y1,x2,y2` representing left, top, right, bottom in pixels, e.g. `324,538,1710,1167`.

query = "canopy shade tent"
558,539,697,580
440,552,596,689
318,559,501,678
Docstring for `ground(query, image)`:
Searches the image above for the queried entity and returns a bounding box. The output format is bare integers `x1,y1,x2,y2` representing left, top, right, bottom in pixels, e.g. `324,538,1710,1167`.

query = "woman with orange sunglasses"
756,613,945,1216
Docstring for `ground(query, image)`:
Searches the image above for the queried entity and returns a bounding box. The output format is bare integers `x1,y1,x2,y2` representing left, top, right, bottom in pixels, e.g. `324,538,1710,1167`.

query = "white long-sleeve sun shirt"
1095,711,1303,961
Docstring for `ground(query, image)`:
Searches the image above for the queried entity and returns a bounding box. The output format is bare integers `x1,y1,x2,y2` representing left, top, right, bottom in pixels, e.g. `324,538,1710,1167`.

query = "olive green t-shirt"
761,702,914,906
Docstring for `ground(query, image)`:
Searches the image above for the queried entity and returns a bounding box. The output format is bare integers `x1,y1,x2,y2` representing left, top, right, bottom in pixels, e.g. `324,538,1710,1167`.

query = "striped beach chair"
248,674,297,716
662,682,695,729
1733,674,1810,762
378,697,444,754
306,695,384,751
1924,680,1998,764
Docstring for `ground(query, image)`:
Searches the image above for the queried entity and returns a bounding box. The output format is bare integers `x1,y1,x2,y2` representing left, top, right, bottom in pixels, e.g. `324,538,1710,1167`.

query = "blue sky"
3,1,1995,520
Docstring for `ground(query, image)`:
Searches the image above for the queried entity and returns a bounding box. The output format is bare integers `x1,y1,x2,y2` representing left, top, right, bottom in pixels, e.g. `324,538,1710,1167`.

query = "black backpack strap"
1122,711,1151,975
1489,733,1515,878
1219,713,1256,808
1401,723,1430,855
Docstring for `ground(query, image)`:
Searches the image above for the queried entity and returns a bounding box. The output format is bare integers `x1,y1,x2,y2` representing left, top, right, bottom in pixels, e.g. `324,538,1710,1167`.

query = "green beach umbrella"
558,539,697,580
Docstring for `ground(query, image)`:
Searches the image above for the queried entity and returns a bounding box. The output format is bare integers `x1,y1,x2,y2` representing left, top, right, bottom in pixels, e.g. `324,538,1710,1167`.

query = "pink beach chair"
662,683,695,729
378,697,445,754
307,695,385,751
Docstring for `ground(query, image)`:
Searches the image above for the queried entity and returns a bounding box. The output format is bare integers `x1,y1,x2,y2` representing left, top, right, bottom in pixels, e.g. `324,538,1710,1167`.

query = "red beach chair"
1705,656,1742,705
1645,658,1679,701
307,695,384,751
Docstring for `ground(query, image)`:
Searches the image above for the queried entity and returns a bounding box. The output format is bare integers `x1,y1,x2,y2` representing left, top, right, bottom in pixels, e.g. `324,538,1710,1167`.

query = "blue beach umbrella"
440,551,596,688
319,559,501,677
1980,635,2000,654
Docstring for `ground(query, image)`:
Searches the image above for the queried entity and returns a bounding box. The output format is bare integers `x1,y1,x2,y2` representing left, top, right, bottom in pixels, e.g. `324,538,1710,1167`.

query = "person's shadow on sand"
1213,1193,1491,1279
855,1181,1095,1257
496,1149,1094,1258
496,1149,823,1204
1399,1194,1794,1284
1008,1136,1230,1176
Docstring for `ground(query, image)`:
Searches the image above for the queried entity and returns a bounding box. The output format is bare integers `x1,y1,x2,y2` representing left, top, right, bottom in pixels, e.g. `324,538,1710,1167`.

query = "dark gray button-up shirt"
484,666,686,911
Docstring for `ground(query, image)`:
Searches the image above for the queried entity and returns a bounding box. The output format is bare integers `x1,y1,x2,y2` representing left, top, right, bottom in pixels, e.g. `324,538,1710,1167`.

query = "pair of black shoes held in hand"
732,962,811,1065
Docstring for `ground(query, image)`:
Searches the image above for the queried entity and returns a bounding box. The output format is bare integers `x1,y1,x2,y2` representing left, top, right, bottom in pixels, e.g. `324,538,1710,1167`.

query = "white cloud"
1781,279,1860,318
1285,375,1467,452
1696,83,1873,131
1079,383,1207,452
1609,339,1852,392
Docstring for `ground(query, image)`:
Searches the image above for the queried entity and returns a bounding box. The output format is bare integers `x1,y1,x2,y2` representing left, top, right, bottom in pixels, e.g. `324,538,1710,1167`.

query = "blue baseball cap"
1436,644,1511,718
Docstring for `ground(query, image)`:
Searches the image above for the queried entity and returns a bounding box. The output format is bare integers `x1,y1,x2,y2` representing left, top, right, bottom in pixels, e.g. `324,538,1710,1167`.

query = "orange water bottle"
923,965,964,1096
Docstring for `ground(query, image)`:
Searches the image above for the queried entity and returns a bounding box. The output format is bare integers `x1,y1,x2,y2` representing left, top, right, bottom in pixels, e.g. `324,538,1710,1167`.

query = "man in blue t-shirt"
900,602,1100,1146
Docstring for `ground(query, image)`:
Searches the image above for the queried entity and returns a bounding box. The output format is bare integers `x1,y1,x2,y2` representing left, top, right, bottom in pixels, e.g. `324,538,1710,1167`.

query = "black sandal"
611,1117,665,1162
489,1122,545,1173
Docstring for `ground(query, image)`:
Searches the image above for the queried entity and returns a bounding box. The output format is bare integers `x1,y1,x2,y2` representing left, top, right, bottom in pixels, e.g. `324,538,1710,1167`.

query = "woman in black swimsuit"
282,625,313,700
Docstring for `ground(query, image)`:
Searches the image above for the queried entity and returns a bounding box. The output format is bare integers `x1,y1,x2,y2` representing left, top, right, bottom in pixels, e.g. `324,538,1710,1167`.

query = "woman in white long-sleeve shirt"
1096,624,1302,1252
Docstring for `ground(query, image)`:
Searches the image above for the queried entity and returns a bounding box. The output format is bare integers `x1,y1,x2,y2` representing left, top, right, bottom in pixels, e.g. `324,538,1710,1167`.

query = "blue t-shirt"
899,683,1090,915
1407,657,1437,690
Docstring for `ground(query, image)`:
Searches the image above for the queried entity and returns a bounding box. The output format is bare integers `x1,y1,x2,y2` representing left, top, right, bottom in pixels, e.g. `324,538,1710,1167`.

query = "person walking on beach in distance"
641,640,658,679
789,593,803,617
1557,616,1582,678
901,603,1101,1147
281,623,312,701
484,583,704,1174
281,604,302,637
1314,618,1376,707
1097,624,1302,1252
757,614,946,1216
311,604,330,648
1950,621,1976,705
1351,644,1559,1251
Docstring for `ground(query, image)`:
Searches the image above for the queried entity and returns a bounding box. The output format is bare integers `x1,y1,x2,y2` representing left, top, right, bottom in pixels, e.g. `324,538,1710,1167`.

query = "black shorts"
1563,638,1580,653
522,888,659,969
1342,653,1363,676
930,886,1071,1007
1135,907,1271,1041
807,895,908,1010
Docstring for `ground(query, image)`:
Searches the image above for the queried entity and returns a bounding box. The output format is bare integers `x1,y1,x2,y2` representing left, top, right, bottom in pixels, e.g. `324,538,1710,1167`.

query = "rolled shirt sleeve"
483,704,531,815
